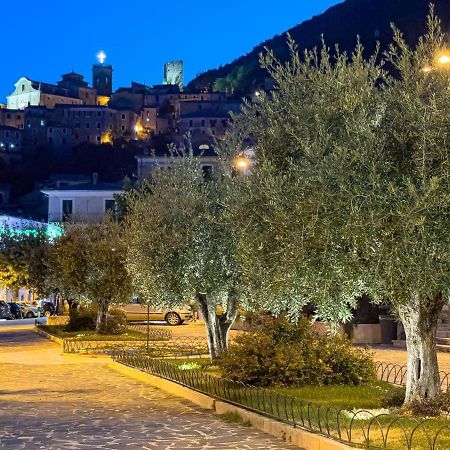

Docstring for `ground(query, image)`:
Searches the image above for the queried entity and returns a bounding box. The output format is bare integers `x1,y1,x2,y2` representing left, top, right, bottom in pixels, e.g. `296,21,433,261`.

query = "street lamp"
438,54,450,66
234,155,250,172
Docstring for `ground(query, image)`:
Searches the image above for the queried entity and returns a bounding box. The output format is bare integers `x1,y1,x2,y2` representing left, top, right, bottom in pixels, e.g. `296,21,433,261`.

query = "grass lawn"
40,325,148,341
162,358,450,449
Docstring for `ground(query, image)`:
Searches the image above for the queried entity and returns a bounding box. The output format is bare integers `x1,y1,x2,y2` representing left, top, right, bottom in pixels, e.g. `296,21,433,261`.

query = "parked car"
7,302,23,319
37,301,56,317
118,299,193,325
17,303,40,318
0,301,14,320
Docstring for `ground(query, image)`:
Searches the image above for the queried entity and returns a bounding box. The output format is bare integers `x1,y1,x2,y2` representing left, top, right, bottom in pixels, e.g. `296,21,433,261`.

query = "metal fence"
376,362,450,393
112,350,450,449
127,324,173,341
63,336,209,357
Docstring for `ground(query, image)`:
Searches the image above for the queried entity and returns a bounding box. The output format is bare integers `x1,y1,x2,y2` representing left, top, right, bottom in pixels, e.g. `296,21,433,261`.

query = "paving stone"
0,328,297,449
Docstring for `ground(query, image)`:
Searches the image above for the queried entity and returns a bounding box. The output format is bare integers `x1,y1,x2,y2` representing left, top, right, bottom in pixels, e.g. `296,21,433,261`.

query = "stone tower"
93,62,113,96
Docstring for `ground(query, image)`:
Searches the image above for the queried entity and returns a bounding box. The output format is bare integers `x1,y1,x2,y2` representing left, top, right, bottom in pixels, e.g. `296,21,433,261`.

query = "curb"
34,326,64,345
108,361,351,450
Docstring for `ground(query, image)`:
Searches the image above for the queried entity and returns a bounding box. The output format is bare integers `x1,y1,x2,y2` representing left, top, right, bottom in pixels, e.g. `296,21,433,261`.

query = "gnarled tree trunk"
396,293,446,405
96,299,109,333
197,292,238,360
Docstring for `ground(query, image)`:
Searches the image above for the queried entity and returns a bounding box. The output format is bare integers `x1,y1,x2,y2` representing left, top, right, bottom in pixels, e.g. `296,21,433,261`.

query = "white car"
18,303,40,319
118,299,193,325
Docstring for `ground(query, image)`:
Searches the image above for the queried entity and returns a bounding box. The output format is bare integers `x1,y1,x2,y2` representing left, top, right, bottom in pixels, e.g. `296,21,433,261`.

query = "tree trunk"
396,293,446,405
96,299,109,333
68,299,77,320
197,292,238,360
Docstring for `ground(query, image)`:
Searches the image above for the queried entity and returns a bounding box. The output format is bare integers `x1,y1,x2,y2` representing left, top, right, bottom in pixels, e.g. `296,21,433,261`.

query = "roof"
0,125,22,131
41,182,123,193
180,111,232,119
53,104,113,110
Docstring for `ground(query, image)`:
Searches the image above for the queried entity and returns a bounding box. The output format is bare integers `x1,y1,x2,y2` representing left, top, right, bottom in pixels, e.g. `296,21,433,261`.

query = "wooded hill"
188,0,450,94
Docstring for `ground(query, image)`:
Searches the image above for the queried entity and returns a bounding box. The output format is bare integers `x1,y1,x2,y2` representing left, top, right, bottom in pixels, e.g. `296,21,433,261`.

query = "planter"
352,323,381,344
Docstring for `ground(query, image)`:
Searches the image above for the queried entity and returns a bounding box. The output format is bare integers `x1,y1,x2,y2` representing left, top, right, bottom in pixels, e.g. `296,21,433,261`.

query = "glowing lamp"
235,156,250,171
97,51,107,65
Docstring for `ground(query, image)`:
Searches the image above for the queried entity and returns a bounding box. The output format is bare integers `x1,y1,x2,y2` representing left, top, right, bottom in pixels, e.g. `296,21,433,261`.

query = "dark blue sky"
1,0,340,102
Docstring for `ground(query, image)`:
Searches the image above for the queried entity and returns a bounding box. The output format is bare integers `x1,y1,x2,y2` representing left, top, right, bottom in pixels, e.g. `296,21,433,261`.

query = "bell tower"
93,51,113,96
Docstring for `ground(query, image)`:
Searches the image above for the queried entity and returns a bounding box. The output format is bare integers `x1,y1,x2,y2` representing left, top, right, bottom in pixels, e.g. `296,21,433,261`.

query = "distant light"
97,51,107,65
199,144,210,150
422,66,433,73
10,144,14,149
235,156,250,171
438,55,450,65
255,91,260,97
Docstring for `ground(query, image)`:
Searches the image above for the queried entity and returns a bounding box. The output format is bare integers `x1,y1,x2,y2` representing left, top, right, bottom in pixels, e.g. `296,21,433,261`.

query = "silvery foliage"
124,149,241,311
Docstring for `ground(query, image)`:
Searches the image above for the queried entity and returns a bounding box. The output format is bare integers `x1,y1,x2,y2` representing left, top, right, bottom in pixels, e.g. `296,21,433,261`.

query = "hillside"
188,0,450,94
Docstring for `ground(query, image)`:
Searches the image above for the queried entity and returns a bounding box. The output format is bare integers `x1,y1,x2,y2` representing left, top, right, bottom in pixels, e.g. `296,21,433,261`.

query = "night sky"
1,0,340,102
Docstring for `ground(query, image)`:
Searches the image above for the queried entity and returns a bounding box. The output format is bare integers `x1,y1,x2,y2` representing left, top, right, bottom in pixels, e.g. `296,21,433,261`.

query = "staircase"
392,304,450,352
436,305,450,351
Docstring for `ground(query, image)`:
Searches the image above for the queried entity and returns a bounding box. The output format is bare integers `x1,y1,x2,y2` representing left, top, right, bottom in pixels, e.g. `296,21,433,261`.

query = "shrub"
407,392,450,417
218,318,376,387
97,308,128,335
65,308,96,332
381,387,406,408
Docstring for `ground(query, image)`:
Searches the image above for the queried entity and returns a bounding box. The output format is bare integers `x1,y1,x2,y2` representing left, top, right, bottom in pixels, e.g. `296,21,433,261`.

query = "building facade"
41,182,122,223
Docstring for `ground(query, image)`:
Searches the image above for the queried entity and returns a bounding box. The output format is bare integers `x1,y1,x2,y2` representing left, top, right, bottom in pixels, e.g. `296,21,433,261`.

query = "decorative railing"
376,362,450,393
63,336,209,357
126,324,172,341
112,350,450,449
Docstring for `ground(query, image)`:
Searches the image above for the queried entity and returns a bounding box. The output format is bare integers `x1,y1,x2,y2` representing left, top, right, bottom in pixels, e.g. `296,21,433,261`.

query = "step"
436,337,450,345
393,340,450,353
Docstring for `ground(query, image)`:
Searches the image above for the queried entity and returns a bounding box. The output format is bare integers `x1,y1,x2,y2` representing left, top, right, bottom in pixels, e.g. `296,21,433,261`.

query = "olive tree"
123,154,242,359
52,219,132,331
224,10,449,404
0,228,51,300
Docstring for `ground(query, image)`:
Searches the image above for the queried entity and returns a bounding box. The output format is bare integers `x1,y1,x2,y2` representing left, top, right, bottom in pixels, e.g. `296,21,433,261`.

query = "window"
210,120,217,127
121,113,126,120
75,123,80,129
201,120,205,127
189,120,193,127
6,114,11,119
86,123,90,129
21,84,25,92
62,200,73,221
202,165,213,181
49,128,53,134
105,199,116,213
121,125,125,131
48,137,53,144
97,122,101,129
98,111,101,117
63,128,67,134
96,136,101,142
5,131,9,138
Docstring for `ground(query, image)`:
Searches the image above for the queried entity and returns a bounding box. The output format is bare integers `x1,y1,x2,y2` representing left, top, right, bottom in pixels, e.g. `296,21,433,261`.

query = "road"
0,322,296,450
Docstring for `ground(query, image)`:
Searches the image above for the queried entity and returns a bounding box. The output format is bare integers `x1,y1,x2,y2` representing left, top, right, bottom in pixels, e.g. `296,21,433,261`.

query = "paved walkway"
0,327,296,449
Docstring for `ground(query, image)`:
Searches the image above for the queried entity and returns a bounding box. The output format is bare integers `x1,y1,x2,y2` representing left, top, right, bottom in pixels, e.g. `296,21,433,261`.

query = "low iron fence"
376,362,450,393
63,336,209,357
112,350,450,449
127,324,172,341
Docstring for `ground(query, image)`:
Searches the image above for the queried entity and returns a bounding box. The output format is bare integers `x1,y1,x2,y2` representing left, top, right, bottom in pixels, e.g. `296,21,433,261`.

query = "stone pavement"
0,327,297,449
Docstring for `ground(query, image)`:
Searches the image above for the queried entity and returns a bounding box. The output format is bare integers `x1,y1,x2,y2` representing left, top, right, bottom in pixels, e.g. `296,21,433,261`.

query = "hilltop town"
0,54,242,222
